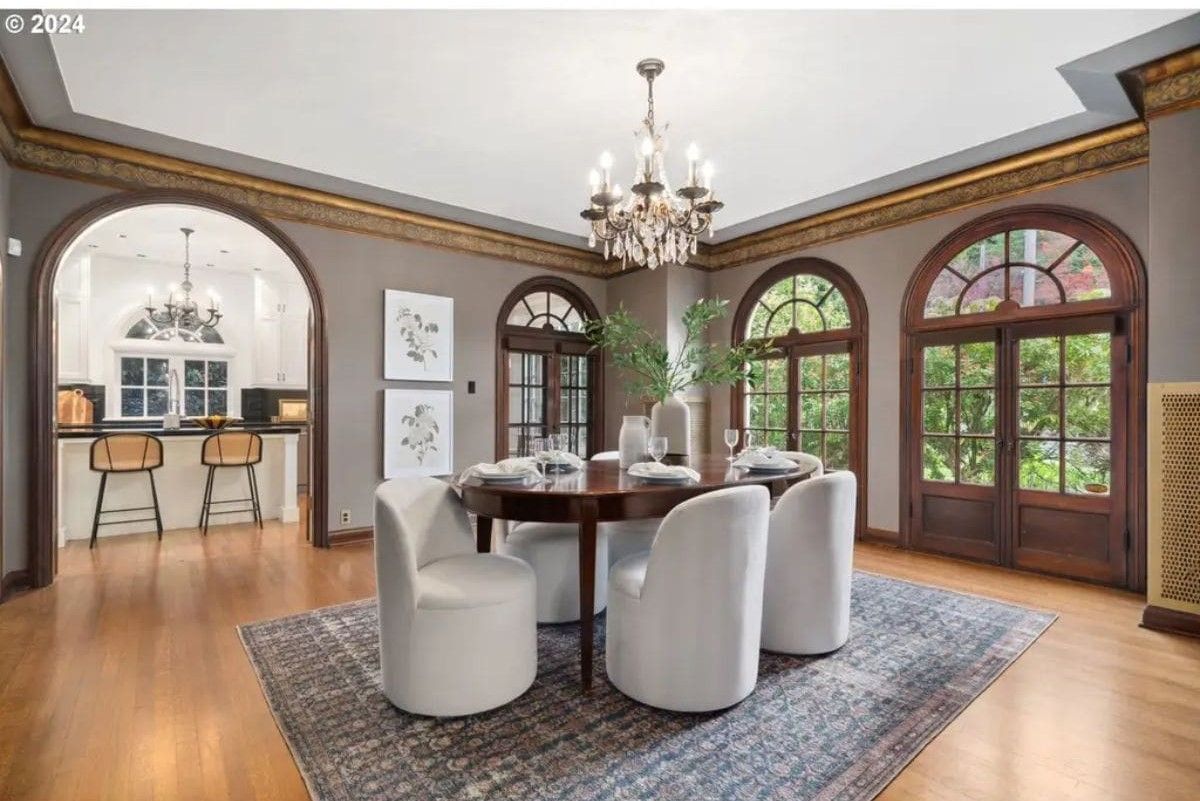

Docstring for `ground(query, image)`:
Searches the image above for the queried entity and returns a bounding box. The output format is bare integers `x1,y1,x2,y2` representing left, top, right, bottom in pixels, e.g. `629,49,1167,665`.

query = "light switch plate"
6,237,20,257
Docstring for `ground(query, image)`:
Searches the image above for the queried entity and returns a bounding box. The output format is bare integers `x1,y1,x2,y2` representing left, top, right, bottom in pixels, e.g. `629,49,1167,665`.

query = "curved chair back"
90,433,163,472
646,484,769,651
375,477,475,606
201,431,263,466
776,451,824,478
763,471,857,653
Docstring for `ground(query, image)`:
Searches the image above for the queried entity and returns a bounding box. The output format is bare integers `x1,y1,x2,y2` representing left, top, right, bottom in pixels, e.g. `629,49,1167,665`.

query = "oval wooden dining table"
459,454,817,691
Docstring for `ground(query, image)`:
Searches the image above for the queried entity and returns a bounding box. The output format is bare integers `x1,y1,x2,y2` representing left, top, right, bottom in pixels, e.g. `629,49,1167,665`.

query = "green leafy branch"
584,298,773,402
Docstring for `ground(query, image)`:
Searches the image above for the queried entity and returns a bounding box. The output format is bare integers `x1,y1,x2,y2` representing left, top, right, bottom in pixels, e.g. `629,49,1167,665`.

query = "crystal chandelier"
143,227,222,338
580,58,723,270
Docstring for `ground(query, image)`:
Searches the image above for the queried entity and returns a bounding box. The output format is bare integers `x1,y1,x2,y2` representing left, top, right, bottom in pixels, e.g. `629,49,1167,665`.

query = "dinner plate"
628,466,693,483
743,462,798,473
476,472,534,483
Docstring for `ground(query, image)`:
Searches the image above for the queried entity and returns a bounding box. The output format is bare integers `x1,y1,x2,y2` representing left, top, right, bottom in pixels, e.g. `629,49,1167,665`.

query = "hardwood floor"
0,525,1197,801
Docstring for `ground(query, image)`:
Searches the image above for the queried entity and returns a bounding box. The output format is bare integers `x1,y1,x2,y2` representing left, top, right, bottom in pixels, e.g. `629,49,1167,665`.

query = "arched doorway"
494,276,603,460
731,257,869,536
901,205,1145,588
30,190,329,588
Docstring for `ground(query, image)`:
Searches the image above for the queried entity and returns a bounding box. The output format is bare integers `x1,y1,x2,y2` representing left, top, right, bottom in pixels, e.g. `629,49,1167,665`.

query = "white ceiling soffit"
3,10,1198,248
64,203,300,276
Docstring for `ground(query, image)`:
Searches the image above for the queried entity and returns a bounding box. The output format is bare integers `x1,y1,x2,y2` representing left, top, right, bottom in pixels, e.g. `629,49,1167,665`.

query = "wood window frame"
731,257,869,537
494,277,604,461
900,205,1147,590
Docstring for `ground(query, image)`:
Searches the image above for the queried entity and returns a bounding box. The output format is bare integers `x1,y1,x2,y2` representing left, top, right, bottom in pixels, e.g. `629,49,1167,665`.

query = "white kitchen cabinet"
56,255,92,382
254,275,310,389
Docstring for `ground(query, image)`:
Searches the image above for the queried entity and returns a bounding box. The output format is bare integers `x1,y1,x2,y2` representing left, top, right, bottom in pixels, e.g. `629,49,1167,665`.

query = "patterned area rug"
238,572,1053,801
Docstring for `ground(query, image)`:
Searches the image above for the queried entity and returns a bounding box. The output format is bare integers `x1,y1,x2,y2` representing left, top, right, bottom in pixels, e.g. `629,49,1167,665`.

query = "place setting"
459,434,583,487
627,436,701,484
726,429,803,475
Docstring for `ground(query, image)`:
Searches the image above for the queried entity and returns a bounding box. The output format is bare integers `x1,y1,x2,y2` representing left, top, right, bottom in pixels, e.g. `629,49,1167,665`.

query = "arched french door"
31,190,330,588
494,277,603,461
732,257,868,535
902,205,1145,588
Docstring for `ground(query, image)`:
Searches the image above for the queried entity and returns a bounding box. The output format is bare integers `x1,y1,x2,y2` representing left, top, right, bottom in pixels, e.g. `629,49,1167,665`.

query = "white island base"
57,432,300,545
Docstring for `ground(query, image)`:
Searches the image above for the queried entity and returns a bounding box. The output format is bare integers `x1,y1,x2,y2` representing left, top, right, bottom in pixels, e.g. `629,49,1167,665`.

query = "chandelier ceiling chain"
143,227,223,338
580,58,723,271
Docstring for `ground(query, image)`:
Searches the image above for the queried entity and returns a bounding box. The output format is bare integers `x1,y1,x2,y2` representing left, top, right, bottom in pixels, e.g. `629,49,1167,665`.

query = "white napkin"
629,461,701,482
461,457,540,479
733,449,798,470
535,450,585,468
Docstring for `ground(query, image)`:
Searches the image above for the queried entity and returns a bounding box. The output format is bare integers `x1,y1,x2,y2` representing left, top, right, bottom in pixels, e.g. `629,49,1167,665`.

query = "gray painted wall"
0,155,10,578
1148,107,1200,382
705,166,1151,534
0,169,605,574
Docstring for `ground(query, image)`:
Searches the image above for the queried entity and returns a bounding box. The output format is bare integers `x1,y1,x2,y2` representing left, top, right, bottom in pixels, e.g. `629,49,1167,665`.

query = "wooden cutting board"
57,388,94,424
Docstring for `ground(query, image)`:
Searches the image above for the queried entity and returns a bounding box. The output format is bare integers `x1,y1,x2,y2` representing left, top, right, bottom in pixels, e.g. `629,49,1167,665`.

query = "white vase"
618,415,651,469
650,394,691,458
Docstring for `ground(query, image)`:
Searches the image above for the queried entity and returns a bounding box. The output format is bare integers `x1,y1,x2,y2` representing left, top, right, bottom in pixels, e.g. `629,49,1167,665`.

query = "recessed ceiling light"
206,263,214,267
219,249,229,254
118,234,127,239
252,266,262,272
87,243,98,248
136,253,147,258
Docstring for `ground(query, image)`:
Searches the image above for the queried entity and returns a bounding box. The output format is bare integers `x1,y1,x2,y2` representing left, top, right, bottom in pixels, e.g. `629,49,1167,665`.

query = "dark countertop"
57,423,306,439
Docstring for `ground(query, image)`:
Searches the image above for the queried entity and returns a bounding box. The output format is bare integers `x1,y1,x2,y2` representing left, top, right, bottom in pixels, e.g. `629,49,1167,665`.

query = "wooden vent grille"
1149,383,1200,613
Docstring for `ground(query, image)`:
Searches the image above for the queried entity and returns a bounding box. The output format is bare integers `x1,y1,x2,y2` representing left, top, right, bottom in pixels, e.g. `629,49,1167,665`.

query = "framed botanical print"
383,389,453,478
384,290,453,381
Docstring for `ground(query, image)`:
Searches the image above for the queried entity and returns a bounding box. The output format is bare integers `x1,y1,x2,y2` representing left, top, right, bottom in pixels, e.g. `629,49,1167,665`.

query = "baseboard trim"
329,527,373,547
0,569,31,603
1141,604,1200,638
863,527,900,545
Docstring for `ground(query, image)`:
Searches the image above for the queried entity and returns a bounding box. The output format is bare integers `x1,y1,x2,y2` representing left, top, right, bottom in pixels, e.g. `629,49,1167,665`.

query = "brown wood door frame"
29,189,332,589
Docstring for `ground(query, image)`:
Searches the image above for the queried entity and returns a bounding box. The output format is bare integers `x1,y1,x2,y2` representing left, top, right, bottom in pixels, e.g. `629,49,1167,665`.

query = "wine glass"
530,437,548,482
648,436,668,465
724,428,739,462
745,430,757,452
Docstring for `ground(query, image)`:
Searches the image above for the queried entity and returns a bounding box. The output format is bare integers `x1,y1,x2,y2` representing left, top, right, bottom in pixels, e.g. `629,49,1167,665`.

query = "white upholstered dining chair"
375,477,537,717
606,484,771,712
761,471,857,655
776,450,824,478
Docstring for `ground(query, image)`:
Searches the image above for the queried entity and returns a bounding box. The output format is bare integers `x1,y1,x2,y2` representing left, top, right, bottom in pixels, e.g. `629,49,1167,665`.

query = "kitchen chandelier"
580,58,723,270
143,227,222,338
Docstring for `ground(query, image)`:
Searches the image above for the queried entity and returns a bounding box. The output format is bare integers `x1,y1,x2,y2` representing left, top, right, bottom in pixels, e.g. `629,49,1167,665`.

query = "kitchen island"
57,424,304,544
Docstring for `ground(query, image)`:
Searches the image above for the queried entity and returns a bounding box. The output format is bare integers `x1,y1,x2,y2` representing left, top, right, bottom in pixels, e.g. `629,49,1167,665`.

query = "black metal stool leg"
247,465,263,528
147,469,164,539
198,465,215,529
202,465,215,536
90,472,109,549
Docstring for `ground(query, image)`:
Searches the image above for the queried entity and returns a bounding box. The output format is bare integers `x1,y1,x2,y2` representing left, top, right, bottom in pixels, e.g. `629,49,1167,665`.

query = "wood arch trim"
30,188,331,588
902,204,1144,333
898,204,1147,590
494,276,604,462
730,257,869,538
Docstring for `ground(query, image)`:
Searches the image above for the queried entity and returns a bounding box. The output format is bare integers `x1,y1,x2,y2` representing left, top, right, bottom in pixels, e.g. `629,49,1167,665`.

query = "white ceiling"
22,10,1199,244
66,204,300,276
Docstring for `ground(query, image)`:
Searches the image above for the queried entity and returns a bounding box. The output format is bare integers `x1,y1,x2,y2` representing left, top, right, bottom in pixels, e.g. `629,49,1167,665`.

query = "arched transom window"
733,259,867,490
126,315,225,344
923,228,1112,320
745,273,852,339
505,287,588,333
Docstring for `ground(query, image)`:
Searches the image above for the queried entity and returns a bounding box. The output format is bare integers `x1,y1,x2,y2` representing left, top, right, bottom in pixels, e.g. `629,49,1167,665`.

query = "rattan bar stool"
89,433,165,548
199,431,264,535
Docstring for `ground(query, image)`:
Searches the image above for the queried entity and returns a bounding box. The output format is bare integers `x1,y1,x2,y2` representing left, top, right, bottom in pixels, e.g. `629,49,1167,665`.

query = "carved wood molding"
1139,47,1200,119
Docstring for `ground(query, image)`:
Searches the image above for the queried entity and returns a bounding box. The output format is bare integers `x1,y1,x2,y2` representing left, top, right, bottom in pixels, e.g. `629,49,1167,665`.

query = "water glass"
724,428,739,461
648,436,668,464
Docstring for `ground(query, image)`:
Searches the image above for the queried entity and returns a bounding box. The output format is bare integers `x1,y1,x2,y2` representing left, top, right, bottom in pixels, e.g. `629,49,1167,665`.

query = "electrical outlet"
339,509,352,525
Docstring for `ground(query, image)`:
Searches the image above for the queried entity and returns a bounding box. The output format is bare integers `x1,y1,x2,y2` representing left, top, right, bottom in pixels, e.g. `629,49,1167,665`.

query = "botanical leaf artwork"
399,403,440,464
395,306,440,369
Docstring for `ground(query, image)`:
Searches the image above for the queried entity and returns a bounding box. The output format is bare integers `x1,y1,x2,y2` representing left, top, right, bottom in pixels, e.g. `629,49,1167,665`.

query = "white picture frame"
384,289,454,381
383,389,454,478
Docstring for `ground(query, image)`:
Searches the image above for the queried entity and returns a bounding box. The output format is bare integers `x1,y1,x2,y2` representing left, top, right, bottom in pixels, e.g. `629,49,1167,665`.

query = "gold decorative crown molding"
0,48,1186,280
701,122,1148,271
1138,46,1200,119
